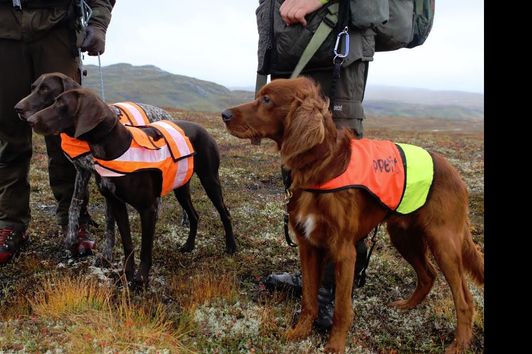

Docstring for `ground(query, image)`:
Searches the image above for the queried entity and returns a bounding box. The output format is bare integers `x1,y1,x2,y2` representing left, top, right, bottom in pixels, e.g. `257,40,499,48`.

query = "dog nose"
14,105,26,121
221,109,233,123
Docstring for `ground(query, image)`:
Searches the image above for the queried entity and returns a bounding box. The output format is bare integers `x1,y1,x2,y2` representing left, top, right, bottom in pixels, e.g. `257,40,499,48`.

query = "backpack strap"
255,1,341,95
289,2,339,79
255,73,268,96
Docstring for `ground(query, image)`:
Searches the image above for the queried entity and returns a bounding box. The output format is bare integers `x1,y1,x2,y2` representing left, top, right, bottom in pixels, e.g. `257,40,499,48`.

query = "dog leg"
286,241,321,341
198,173,236,254
387,224,437,309
106,195,135,282
428,227,475,354
100,199,116,264
65,168,91,252
325,243,356,354
134,199,159,288
173,183,199,252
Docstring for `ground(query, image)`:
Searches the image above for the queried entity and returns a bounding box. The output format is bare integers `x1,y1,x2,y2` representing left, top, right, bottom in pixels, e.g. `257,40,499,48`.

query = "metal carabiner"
80,0,93,29
333,26,350,64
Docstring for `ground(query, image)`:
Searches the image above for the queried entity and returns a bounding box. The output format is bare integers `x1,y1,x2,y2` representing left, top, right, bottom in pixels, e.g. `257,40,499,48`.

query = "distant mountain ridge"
83,63,253,112
83,63,483,120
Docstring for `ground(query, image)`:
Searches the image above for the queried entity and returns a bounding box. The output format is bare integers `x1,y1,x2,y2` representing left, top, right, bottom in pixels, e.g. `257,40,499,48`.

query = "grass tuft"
20,275,192,353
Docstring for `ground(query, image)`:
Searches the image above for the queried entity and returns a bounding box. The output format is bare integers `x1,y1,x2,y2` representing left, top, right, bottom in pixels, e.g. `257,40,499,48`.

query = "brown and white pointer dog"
21,86,236,286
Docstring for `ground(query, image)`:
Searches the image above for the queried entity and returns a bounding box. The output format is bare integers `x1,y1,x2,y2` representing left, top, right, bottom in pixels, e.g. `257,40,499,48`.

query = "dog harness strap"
150,121,195,192
113,102,150,126
127,126,165,149
150,121,194,161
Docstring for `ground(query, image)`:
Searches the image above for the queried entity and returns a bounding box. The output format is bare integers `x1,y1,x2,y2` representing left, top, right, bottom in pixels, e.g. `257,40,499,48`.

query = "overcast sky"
84,0,484,93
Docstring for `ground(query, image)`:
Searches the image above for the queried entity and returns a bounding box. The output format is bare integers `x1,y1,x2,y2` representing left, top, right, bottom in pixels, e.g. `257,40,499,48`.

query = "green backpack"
357,0,436,51
255,0,435,82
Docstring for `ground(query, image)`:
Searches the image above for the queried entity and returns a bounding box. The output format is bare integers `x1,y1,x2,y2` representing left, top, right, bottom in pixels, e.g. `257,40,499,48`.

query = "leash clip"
333,26,349,64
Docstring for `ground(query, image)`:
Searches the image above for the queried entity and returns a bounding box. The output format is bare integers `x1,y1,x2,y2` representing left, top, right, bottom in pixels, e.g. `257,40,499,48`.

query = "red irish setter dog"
222,77,483,353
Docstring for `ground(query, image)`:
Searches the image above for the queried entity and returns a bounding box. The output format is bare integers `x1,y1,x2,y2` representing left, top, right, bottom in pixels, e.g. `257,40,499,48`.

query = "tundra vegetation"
0,109,484,353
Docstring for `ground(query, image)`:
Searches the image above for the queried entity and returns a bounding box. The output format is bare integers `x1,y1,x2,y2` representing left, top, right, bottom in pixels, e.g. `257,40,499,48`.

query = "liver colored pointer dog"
24,87,236,286
15,73,173,258
222,77,483,353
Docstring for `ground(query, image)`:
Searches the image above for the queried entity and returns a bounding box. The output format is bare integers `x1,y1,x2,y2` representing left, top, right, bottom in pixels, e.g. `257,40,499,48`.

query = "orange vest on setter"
93,120,195,196
306,139,407,211
306,139,434,214
60,102,151,159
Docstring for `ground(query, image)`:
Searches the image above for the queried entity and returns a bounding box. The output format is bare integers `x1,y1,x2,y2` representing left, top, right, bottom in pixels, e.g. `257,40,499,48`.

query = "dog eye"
262,96,271,104
55,100,65,110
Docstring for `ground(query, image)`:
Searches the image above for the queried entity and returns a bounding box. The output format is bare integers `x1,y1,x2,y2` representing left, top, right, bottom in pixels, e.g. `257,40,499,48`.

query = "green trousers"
0,25,89,229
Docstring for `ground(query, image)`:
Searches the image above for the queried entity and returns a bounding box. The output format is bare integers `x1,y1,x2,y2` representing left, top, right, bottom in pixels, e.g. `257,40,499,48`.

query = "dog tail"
462,227,484,285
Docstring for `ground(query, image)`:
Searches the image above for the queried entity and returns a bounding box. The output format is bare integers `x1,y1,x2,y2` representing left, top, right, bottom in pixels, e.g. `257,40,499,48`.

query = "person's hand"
81,25,107,56
280,0,324,26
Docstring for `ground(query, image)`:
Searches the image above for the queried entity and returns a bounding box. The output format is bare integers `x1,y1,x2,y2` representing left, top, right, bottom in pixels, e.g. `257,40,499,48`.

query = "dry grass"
169,269,239,311
3,275,192,353
29,276,110,318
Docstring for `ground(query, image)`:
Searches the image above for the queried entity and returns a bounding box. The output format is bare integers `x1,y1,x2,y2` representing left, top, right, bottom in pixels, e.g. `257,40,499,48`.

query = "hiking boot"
315,286,335,331
290,286,335,331
0,226,29,264
62,224,96,257
263,271,303,297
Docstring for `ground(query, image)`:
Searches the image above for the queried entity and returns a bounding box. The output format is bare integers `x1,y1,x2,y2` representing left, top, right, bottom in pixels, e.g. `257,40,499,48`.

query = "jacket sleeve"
87,0,115,31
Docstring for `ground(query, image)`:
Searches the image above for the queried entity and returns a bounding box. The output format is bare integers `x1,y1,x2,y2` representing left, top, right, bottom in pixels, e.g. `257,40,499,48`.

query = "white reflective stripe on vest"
150,121,193,159
113,102,148,126
112,146,172,164
95,164,126,177
174,158,190,189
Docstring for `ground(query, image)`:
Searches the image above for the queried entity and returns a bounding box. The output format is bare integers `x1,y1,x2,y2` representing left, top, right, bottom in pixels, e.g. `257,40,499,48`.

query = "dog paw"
225,243,237,255
388,299,416,310
445,338,469,354
285,318,313,341
324,330,348,353
179,243,195,253
324,343,345,354
132,277,149,291
285,328,306,341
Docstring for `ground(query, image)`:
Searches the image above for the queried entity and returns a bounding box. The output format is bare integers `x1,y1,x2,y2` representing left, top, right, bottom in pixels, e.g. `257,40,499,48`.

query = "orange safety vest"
306,139,434,214
93,120,195,196
60,102,151,159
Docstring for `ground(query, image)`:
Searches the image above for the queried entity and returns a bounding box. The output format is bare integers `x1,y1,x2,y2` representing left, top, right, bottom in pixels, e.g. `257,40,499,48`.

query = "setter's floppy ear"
280,85,328,163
